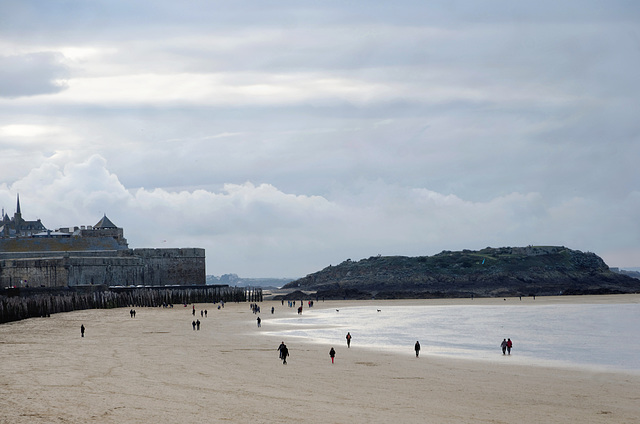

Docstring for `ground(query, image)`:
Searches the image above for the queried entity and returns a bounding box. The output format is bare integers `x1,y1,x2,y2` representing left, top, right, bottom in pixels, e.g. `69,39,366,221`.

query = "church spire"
16,193,21,215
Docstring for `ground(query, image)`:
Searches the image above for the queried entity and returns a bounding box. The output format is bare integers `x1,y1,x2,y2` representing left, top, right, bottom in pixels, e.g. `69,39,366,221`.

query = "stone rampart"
0,236,127,252
0,248,205,288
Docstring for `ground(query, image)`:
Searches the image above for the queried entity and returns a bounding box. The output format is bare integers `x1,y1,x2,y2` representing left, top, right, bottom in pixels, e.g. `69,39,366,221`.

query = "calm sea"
264,302,640,373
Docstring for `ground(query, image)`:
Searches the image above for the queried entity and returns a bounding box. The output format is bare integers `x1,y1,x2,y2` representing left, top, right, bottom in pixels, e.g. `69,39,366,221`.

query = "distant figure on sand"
346,332,352,348
81,324,85,338
507,338,512,355
329,347,336,364
196,319,200,330
278,341,286,360
257,317,261,327
192,320,196,331
501,339,507,355
415,341,420,357
280,344,289,364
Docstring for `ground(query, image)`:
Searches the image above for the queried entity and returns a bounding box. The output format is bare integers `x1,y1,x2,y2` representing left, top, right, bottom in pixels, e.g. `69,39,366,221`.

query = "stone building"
1,194,46,237
0,195,205,288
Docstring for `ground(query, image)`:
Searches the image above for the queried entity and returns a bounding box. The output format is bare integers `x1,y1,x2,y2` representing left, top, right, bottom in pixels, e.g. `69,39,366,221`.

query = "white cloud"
2,156,638,277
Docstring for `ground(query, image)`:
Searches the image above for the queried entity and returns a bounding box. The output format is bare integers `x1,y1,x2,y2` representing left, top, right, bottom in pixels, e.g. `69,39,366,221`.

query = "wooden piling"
0,285,251,324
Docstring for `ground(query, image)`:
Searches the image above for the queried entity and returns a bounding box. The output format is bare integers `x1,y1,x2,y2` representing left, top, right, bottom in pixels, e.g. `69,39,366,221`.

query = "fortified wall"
0,248,205,288
0,198,206,288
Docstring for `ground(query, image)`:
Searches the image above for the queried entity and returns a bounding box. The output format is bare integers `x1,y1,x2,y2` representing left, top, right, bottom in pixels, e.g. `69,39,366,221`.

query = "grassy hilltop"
283,246,639,299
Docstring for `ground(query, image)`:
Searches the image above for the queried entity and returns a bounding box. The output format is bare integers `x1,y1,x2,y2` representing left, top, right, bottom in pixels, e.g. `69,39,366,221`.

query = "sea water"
263,302,640,373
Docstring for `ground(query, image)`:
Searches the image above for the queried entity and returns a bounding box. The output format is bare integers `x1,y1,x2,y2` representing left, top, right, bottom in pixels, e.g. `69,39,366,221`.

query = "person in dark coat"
346,332,352,348
414,341,420,357
329,347,336,364
501,339,508,355
278,342,286,360
281,344,289,364
81,324,85,337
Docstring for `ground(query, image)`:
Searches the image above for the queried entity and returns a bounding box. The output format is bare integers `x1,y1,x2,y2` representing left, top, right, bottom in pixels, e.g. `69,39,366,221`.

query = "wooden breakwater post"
245,287,263,303
0,285,248,324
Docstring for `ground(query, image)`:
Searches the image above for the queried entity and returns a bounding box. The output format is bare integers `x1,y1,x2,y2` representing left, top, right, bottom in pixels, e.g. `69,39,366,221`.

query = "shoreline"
1,294,639,423
260,294,640,375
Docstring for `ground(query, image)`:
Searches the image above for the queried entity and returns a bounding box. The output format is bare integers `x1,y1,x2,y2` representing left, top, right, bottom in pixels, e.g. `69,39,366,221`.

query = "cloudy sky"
1,1,639,277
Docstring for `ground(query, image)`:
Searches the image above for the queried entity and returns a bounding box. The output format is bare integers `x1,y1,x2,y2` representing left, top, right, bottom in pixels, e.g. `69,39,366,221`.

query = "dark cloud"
0,1,638,275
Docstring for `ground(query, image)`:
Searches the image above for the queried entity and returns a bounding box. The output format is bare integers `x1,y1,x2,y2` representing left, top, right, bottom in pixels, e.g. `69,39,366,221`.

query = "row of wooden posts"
0,286,263,324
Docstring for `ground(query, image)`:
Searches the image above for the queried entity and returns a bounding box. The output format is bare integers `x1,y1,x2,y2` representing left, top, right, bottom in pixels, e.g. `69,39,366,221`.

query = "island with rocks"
281,246,639,299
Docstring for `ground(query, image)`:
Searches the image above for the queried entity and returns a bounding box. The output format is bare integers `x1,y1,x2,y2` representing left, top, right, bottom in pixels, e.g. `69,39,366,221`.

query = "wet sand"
1,295,639,423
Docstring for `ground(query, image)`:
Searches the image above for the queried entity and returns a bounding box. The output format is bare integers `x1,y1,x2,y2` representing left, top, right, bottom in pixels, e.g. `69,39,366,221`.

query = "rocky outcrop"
283,246,640,299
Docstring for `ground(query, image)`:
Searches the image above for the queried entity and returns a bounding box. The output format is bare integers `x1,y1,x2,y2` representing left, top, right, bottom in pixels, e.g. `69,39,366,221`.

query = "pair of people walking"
501,338,513,355
278,341,289,364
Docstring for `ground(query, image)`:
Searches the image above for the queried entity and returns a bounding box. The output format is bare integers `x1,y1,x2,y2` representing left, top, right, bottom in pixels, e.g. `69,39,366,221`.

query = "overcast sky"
1,1,639,277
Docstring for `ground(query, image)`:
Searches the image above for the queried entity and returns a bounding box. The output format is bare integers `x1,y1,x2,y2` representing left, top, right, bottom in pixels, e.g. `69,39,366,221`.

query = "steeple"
16,194,21,215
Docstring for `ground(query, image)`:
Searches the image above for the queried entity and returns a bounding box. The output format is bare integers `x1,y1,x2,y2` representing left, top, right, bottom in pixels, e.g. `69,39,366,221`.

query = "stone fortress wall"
0,247,206,288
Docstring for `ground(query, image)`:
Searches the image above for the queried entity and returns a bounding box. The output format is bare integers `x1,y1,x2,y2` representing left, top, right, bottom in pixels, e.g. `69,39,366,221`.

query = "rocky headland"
282,246,640,299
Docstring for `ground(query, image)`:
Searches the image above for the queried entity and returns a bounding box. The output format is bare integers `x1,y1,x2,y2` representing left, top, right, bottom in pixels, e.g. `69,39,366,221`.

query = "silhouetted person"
257,317,261,327
278,341,286,360
346,332,352,348
329,347,336,364
415,341,420,357
196,319,200,330
501,339,507,355
507,338,512,355
81,324,85,337
192,320,196,330
281,345,289,364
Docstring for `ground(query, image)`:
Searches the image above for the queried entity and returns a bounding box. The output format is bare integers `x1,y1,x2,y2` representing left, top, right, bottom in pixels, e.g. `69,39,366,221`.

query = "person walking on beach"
196,319,200,330
281,344,289,364
329,347,336,364
81,324,85,338
278,341,286,360
257,316,261,327
501,339,507,355
506,338,512,355
415,341,421,357
346,332,352,348
192,320,196,331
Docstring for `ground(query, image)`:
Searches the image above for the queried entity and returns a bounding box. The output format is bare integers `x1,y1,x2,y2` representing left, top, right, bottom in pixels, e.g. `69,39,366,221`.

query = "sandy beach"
1,295,639,423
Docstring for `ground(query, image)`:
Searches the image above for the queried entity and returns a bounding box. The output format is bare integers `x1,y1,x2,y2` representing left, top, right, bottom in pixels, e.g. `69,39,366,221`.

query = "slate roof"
94,214,118,229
